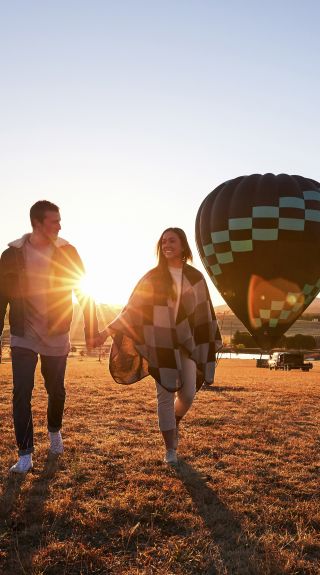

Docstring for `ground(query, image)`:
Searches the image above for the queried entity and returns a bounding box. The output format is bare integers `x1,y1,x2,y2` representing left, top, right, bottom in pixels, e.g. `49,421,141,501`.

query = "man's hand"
86,328,110,351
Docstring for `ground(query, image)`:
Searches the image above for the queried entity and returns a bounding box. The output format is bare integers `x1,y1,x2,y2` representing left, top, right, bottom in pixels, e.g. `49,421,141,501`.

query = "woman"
107,228,222,464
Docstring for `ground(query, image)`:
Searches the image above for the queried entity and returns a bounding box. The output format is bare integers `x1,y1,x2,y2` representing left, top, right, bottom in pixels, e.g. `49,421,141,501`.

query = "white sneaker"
10,454,33,474
49,431,64,454
164,449,178,465
173,427,179,450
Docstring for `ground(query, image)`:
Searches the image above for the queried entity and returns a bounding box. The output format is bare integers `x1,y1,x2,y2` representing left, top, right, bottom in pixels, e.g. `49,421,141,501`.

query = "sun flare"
77,275,97,299
75,271,131,307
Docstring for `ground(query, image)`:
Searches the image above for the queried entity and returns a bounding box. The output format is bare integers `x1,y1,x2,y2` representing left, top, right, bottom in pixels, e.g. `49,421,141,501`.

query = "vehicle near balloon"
196,173,320,351
267,352,313,371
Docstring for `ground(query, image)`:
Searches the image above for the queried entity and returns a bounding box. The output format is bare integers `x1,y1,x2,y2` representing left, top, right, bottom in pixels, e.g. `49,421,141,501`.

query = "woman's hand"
86,328,110,350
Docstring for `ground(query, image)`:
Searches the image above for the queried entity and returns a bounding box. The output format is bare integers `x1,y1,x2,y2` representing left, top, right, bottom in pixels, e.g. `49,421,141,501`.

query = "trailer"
268,352,313,371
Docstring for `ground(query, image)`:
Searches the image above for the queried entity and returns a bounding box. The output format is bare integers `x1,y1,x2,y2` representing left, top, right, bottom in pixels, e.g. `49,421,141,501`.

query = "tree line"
231,330,316,350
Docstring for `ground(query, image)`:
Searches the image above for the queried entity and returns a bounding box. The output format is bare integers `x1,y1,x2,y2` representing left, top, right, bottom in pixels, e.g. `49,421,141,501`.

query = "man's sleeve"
71,247,100,342
0,253,8,337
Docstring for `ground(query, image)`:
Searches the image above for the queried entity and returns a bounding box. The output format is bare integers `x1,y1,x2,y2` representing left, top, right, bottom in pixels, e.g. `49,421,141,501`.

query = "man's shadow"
0,453,60,573
0,453,59,524
175,460,284,575
0,473,24,520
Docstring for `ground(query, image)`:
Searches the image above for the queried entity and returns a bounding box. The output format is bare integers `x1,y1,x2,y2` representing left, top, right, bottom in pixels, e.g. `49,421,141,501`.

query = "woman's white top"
168,266,183,321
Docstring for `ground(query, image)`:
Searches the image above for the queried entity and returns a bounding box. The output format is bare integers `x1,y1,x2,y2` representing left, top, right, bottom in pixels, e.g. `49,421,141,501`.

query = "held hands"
86,328,110,351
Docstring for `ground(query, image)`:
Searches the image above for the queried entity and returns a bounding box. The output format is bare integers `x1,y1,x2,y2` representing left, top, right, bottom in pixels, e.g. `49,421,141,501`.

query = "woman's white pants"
155,351,197,431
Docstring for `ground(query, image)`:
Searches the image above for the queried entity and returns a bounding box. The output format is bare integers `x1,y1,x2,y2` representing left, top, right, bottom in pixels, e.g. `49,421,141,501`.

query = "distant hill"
215,303,233,315
214,297,320,343
215,297,320,317
2,297,320,345
303,297,320,315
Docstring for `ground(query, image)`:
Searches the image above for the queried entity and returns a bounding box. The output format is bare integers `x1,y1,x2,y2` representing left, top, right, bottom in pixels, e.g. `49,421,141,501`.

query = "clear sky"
1,0,319,305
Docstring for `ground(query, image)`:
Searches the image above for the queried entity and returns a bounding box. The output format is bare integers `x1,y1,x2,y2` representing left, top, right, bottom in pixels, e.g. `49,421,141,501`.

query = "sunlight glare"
75,270,132,306
78,275,96,299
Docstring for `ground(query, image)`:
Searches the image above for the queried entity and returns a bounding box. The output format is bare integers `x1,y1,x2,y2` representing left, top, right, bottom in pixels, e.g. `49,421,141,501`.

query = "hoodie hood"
8,234,69,249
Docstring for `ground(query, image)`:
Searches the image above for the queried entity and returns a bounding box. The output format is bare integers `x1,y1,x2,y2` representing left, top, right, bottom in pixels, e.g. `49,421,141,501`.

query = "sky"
1,0,320,306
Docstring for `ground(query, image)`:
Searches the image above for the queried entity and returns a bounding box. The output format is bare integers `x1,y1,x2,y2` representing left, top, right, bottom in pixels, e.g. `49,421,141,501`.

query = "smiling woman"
106,226,222,466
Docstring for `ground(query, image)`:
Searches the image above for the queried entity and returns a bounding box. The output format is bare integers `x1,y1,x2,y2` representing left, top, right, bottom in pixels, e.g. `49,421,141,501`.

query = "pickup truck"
268,352,313,372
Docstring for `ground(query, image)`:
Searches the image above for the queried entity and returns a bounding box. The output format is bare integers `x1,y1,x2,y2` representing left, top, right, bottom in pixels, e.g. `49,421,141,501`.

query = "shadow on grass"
175,460,284,575
0,473,25,519
0,453,60,574
201,385,248,393
18,452,60,516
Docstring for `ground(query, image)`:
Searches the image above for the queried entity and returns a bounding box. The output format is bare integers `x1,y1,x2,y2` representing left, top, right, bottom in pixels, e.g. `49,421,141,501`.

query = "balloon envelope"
195,173,320,350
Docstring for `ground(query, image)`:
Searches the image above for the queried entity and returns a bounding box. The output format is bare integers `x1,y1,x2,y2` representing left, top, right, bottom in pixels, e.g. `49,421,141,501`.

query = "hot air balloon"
195,173,320,350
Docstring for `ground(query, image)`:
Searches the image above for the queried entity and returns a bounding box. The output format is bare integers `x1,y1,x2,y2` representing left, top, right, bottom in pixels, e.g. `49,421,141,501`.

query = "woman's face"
161,230,183,264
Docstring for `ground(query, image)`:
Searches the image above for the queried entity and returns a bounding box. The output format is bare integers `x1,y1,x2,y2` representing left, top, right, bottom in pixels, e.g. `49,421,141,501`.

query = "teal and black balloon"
195,173,320,350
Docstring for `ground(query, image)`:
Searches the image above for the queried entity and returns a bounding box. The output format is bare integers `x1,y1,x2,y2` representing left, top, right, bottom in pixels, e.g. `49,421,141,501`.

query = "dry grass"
0,358,319,574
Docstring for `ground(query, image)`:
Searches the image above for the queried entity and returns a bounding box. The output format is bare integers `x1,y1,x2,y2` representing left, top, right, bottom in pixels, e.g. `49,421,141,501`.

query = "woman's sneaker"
49,431,64,455
164,449,178,465
10,454,33,474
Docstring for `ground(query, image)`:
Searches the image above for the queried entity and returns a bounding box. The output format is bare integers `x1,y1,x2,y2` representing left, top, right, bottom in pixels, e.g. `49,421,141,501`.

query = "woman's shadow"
175,460,284,575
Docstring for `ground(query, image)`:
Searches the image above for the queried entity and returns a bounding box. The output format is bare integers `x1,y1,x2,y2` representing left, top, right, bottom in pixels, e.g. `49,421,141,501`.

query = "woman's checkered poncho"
108,264,222,392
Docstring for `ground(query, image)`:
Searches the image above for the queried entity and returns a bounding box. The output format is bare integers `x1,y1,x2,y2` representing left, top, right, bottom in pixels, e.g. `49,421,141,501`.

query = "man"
0,200,106,473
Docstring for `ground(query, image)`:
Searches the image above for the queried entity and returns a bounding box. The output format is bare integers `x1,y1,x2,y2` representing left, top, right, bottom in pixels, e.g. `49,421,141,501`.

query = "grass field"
0,358,319,574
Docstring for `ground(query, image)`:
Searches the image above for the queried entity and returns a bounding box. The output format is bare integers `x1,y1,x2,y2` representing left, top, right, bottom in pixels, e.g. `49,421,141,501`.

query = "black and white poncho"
108,264,222,391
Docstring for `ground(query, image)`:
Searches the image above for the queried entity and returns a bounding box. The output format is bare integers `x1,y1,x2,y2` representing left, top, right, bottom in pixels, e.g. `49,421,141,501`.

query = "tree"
284,334,316,350
231,330,256,348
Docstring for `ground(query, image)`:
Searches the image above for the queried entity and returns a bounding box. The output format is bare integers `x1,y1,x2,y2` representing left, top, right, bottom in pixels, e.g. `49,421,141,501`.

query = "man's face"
36,210,61,240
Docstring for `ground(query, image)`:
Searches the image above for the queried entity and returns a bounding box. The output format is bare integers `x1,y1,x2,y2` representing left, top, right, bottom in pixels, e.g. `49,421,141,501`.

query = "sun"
75,271,130,306
77,275,97,300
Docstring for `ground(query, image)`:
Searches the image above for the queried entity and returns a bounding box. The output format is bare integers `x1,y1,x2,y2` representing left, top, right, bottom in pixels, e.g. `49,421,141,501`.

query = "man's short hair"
30,200,60,227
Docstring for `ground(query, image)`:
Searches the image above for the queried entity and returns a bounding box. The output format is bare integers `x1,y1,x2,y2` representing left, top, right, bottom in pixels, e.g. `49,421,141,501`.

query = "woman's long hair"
156,228,193,299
